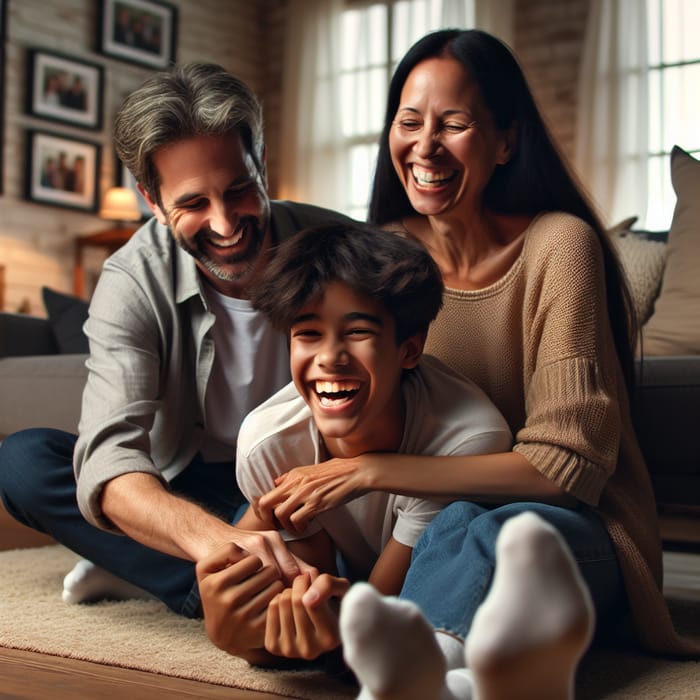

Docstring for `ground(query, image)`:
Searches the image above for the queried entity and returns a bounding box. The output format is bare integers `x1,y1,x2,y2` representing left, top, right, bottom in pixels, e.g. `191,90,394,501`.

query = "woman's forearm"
361,451,576,506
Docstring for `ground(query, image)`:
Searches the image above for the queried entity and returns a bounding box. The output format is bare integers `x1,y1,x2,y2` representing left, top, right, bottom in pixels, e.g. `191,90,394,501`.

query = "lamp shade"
99,187,142,222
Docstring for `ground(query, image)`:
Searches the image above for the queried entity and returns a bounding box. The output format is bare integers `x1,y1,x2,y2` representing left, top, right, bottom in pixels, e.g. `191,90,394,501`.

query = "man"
0,62,350,619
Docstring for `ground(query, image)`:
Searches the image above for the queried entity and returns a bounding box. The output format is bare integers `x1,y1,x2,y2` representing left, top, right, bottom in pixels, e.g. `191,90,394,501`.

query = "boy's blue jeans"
399,500,625,640
0,428,246,618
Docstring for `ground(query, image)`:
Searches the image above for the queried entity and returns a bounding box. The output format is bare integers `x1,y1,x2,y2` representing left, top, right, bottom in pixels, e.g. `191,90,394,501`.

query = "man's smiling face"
289,281,422,458
145,131,271,298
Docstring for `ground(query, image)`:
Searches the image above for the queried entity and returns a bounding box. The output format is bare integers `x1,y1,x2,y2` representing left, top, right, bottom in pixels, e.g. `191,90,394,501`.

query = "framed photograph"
98,0,178,69
26,50,104,130
25,130,100,212
117,160,152,220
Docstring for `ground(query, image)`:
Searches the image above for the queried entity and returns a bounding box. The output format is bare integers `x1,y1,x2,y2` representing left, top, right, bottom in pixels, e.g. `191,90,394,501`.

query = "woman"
256,28,697,693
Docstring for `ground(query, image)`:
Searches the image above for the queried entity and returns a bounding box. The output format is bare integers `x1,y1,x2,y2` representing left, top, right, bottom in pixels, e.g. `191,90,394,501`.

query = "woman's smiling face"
389,56,512,218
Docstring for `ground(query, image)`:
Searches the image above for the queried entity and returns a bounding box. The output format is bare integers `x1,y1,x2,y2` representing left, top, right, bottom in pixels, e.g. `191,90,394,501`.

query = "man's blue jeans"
399,500,625,640
0,428,246,618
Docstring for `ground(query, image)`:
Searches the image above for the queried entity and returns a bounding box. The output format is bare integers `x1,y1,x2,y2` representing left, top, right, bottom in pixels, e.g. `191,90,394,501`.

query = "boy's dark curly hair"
248,222,443,344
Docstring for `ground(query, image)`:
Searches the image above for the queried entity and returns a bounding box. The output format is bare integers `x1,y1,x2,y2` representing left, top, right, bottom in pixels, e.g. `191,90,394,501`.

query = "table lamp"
98,186,142,224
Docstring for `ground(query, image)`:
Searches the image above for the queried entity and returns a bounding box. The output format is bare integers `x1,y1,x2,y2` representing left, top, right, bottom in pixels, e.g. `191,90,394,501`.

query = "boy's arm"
368,536,413,595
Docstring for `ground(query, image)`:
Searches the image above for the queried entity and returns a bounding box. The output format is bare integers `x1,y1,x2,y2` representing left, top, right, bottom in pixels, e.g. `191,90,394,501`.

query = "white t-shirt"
201,285,290,462
236,354,512,580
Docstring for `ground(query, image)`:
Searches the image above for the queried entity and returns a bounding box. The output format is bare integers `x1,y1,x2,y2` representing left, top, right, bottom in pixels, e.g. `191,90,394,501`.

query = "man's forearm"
100,472,235,561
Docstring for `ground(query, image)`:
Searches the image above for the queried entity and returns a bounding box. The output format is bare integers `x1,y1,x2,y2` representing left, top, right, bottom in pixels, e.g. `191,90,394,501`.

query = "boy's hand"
256,458,369,532
196,542,287,656
264,572,350,659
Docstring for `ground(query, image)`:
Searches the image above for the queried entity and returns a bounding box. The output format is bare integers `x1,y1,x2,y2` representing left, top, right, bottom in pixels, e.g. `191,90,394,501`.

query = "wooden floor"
0,647,289,700
1,507,698,699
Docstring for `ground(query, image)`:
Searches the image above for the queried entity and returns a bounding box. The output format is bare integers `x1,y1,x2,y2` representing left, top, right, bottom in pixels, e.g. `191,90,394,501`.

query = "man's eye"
347,328,374,337
225,187,249,200
181,200,206,211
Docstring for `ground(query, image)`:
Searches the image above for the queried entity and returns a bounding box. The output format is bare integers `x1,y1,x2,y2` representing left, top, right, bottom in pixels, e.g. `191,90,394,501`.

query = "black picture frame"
26,49,104,130
25,130,101,212
97,0,178,69
0,0,6,40
117,160,152,220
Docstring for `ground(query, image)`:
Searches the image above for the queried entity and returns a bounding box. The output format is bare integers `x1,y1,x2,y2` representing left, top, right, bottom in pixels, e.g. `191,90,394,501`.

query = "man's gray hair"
113,62,264,205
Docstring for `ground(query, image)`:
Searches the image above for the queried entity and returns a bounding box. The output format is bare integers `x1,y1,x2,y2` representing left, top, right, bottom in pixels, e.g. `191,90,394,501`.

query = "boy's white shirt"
236,354,512,581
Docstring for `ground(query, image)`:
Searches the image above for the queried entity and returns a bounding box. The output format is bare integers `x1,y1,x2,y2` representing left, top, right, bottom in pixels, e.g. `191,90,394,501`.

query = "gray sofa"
0,309,698,512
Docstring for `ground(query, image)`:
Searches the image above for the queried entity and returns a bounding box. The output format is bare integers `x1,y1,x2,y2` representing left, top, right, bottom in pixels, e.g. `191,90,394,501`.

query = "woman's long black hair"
368,29,638,394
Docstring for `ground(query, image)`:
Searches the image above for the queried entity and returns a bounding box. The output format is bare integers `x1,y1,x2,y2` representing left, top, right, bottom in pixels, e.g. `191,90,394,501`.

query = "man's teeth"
412,166,455,185
315,380,360,406
209,230,245,248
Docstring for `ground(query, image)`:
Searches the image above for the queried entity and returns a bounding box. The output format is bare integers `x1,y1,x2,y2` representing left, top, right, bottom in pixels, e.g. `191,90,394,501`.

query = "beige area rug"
0,545,355,699
1,544,698,699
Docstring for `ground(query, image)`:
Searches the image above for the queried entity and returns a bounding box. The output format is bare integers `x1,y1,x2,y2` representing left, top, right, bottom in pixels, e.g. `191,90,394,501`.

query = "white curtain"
277,0,346,205
278,0,514,213
574,0,649,227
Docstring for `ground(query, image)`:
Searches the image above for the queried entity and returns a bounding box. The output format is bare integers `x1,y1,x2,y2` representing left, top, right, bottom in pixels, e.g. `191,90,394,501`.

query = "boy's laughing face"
289,281,423,458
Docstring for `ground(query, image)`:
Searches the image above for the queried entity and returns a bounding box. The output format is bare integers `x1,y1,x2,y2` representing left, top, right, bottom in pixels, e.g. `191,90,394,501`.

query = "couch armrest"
0,354,87,436
633,356,700,506
0,313,58,357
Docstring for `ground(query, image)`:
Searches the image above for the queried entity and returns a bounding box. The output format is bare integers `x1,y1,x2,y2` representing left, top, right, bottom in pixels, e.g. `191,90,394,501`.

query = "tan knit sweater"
423,211,699,657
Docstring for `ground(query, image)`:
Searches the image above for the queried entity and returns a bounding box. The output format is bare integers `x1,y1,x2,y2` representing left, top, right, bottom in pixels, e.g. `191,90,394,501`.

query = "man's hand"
255,458,370,533
196,542,287,656
229,525,314,584
264,572,351,660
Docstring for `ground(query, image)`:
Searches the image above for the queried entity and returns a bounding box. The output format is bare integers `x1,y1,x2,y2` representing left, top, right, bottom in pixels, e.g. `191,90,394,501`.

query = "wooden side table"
73,227,138,298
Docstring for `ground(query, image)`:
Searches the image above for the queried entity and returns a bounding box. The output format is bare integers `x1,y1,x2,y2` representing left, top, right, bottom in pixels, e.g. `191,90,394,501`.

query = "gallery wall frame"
25,130,101,212
117,159,152,220
26,49,104,130
97,0,178,69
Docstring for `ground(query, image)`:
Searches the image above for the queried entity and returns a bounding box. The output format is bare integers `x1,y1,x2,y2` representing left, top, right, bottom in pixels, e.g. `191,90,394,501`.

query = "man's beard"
176,217,266,282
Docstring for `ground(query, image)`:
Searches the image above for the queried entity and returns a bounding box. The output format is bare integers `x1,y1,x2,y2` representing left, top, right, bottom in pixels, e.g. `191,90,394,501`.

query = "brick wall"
0,0,269,314
0,0,591,315
513,0,590,164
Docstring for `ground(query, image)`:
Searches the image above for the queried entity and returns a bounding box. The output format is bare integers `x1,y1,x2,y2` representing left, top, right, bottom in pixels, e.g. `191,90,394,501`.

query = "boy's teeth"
315,380,360,394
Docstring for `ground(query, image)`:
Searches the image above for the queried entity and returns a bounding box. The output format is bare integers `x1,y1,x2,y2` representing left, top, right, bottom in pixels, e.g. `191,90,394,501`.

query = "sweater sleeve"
513,215,622,506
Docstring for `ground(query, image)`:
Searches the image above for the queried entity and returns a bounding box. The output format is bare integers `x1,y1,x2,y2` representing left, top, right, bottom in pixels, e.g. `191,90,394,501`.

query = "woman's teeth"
411,165,455,186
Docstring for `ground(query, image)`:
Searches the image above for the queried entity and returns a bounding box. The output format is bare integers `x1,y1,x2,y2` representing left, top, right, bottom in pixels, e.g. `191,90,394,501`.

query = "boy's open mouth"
314,380,361,407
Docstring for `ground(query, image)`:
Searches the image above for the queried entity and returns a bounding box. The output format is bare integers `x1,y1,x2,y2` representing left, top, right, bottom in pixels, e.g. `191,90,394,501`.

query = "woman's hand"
264,572,351,660
255,457,372,533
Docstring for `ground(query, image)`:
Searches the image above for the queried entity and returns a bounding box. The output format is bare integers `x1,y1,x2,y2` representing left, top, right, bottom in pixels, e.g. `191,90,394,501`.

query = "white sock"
340,582,448,700
62,559,155,604
436,631,465,671
465,512,595,700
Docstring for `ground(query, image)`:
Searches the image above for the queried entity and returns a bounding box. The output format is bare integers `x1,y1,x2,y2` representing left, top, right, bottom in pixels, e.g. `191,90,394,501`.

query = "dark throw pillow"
41,287,89,354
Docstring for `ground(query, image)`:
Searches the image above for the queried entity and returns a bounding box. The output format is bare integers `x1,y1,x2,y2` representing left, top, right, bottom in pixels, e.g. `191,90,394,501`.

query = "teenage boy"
198,222,512,665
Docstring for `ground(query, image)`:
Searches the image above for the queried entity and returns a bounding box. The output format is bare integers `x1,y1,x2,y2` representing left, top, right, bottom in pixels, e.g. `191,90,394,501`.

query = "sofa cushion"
610,225,668,324
642,146,700,355
42,287,89,354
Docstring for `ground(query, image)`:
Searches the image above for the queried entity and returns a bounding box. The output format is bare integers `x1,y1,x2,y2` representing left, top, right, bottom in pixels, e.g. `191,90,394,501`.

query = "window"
338,1,465,219
646,0,700,229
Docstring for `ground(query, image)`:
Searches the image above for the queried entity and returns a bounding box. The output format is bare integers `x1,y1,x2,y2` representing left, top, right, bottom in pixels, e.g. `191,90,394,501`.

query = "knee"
0,428,76,498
